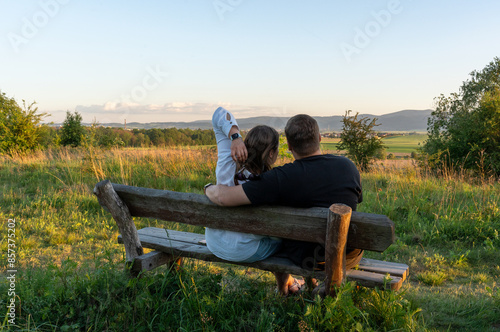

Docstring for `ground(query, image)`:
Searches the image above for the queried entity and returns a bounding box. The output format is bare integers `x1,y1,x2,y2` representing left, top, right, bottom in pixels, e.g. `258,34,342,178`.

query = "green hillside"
321,134,427,154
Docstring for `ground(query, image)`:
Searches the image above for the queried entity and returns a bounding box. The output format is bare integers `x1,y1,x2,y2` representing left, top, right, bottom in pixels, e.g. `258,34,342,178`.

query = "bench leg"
94,180,144,263
324,204,352,297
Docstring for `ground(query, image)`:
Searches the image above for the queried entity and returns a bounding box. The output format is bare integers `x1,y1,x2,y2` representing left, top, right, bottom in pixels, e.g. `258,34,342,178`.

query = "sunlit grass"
0,146,499,330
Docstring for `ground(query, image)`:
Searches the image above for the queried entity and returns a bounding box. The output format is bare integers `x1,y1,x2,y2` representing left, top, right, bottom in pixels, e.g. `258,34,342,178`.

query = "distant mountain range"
92,109,433,132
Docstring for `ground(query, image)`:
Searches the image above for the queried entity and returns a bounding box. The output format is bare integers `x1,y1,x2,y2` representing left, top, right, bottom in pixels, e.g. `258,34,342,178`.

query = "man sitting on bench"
205,114,364,295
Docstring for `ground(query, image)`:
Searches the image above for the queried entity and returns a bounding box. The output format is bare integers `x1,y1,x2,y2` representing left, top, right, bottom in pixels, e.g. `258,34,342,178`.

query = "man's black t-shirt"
242,154,362,210
241,154,363,268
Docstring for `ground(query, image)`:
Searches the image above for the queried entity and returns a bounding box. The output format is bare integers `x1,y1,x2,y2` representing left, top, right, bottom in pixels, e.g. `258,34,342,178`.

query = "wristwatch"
230,133,242,141
204,183,214,194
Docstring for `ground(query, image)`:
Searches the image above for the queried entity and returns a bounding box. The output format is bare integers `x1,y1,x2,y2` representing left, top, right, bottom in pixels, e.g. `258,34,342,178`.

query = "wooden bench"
93,180,409,297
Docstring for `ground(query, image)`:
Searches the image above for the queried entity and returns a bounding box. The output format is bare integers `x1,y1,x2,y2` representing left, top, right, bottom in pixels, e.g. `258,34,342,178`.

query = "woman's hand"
231,138,247,163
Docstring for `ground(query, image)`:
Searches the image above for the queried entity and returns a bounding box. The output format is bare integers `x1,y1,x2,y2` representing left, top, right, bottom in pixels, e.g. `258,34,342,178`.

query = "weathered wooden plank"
120,228,408,283
119,229,406,290
357,258,409,279
136,227,205,244
121,233,226,261
110,183,395,252
347,269,404,291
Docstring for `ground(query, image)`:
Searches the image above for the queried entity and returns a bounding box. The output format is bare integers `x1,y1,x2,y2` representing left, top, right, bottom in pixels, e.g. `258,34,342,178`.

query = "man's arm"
205,184,251,206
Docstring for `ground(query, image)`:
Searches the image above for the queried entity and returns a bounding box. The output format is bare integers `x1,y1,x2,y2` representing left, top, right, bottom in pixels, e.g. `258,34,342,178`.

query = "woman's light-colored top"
205,107,264,262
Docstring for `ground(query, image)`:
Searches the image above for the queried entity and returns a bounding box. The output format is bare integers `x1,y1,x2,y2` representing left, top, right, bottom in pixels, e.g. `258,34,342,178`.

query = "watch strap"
230,133,242,141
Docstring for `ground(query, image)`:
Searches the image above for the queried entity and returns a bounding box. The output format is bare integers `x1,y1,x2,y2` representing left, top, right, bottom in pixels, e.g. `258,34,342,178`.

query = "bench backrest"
109,183,395,252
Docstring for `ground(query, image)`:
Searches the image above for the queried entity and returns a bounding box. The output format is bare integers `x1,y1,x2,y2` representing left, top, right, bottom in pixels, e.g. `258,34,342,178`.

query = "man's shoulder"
263,155,357,176
309,154,359,174
270,155,355,168
304,154,354,164
327,154,355,164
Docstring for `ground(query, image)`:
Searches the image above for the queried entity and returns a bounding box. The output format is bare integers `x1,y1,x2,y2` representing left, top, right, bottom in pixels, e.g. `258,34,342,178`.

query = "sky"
1,0,500,124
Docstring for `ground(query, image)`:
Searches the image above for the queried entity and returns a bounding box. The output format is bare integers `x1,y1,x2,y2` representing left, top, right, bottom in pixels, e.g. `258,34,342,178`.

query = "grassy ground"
321,134,427,155
1,146,499,331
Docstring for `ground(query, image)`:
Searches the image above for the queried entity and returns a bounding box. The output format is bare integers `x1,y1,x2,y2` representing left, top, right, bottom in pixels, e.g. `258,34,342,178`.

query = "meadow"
1,146,499,331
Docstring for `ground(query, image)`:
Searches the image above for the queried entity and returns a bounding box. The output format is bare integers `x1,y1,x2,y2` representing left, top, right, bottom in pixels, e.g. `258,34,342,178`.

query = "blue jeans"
239,237,282,263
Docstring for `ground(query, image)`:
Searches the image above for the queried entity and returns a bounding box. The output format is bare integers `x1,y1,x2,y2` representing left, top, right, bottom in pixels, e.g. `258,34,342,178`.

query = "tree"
337,110,385,171
61,111,84,147
422,57,500,177
38,124,61,148
0,91,47,155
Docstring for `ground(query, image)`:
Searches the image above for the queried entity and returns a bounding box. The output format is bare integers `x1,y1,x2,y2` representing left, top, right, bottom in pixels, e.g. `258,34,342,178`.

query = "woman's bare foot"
287,277,305,295
273,272,306,296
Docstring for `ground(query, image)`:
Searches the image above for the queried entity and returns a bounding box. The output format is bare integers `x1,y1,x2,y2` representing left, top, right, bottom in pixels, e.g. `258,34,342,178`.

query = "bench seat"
119,227,409,291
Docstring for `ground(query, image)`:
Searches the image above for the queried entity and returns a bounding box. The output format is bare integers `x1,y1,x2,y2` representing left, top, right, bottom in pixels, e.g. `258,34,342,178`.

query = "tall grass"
361,163,500,331
1,146,499,331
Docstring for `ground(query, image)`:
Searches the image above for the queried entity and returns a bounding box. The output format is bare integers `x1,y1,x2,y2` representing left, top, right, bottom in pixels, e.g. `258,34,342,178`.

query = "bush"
375,148,387,160
61,111,84,147
338,111,385,171
0,91,47,155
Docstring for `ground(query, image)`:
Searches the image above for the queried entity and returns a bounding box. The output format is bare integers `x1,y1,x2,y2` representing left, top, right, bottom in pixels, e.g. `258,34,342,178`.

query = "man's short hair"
285,114,320,156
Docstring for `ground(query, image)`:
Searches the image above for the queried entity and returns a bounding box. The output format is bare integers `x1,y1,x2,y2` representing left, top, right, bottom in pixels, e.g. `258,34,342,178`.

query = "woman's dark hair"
243,125,279,175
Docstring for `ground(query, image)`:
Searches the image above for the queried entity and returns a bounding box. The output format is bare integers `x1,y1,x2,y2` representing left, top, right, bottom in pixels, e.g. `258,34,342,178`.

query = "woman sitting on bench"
204,107,282,263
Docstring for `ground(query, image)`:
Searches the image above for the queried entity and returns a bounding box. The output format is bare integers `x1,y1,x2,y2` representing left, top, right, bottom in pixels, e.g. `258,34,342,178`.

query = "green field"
321,134,427,154
1,147,499,331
